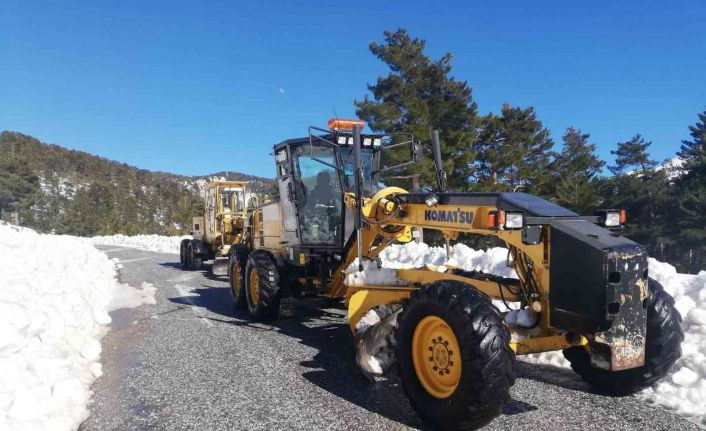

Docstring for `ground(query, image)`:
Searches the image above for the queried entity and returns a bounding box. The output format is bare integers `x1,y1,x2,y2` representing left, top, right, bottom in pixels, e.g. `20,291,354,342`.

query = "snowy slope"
88,234,191,255
353,242,706,426
0,223,156,431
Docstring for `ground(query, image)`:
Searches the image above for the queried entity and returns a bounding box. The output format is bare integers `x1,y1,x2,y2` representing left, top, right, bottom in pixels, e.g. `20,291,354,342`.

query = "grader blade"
355,307,402,379
211,257,229,276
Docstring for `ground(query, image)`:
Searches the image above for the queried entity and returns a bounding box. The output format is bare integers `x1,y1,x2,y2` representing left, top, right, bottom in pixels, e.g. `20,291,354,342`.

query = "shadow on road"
165,270,597,428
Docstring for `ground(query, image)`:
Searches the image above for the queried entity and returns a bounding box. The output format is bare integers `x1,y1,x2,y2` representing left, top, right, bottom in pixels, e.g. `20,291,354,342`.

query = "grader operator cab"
180,181,253,275
227,120,683,429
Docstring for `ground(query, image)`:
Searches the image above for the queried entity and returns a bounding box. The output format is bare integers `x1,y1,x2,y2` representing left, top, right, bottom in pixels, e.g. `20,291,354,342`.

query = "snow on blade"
88,234,191,254
364,241,706,426
0,222,156,431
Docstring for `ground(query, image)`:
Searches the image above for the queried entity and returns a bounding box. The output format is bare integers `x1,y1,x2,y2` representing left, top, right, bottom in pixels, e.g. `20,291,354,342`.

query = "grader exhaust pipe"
352,124,364,272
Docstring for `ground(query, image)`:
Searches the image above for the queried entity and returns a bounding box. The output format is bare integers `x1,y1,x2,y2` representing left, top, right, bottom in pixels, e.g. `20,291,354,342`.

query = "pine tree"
355,29,479,190
0,150,39,220
609,134,657,175
551,127,605,213
600,135,673,267
673,110,706,272
678,109,706,167
472,103,554,194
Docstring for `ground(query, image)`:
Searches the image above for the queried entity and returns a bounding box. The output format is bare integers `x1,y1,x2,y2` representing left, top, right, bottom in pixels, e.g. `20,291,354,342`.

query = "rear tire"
180,239,190,268
396,280,515,430
244,251,281,320
228,245,249,309
563,277,683,395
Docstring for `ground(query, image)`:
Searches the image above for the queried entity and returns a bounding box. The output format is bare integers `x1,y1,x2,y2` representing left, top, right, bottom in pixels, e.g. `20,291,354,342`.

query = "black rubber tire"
396,280,515,430
563,277,684,395
186,242,203,270
179,239,190,268
244,251,281,320
228,245,249,309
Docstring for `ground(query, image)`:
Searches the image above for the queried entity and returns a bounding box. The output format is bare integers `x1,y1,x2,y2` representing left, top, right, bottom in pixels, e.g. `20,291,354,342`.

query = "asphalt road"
81,246,698,431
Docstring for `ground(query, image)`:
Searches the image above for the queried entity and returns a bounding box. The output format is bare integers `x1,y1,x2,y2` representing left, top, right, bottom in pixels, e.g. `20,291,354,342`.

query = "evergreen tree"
355,29,479,190
551,127,605,213
673,110,706,272
0,149,39,220
472,103,554,194
678,109,706,167
600,135,673,267
609,134,657,175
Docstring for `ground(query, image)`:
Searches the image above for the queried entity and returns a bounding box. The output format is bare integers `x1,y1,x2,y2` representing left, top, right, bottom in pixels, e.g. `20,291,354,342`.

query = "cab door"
291,145,343,247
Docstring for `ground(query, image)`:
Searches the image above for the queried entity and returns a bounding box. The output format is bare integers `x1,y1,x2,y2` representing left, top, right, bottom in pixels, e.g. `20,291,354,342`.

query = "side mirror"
413,142,424,164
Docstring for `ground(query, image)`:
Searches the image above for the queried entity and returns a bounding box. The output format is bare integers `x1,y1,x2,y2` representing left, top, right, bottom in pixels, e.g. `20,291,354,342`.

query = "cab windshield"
340,147,375,194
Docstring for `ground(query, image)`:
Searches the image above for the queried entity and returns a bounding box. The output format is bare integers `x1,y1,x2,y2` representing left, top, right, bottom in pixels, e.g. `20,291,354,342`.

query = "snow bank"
0,223,156,431
88,234,191,254
371,241,706,426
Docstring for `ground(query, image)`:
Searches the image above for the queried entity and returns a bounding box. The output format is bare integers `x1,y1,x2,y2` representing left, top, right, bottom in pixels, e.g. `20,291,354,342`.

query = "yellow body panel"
347,287,413,331
333,186,567,356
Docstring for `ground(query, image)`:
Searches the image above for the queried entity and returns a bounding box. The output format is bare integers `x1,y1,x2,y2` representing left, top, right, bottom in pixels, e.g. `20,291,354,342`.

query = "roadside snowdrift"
88,234,190,254
348,242,706,426
0,223,155,431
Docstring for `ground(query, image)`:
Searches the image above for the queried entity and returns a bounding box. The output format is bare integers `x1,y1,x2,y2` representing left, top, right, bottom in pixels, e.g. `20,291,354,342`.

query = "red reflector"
486,213,497,228
487,210,506,229
620,209,626,224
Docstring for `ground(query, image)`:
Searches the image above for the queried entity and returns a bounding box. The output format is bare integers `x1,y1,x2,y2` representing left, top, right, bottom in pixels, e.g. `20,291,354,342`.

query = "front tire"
228,245,249,309
396,281,515,430
563,277,683,395
180,239,190,268
244,251,281,320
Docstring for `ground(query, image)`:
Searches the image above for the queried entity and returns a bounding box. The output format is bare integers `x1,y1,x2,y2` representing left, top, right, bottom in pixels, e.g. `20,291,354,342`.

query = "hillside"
0,131,275,236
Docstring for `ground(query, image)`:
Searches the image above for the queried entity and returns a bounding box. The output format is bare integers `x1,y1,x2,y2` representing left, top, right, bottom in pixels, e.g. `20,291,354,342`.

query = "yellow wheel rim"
412,315,462,399
248,268,260,304
231,263,241,295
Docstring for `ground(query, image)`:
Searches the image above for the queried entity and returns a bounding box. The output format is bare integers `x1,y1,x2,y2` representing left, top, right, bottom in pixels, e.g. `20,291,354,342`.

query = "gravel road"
81,246,698,431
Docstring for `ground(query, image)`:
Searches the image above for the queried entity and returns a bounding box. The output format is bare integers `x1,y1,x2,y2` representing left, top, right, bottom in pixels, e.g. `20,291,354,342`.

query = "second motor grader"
228,119,683,429
180,180,253,275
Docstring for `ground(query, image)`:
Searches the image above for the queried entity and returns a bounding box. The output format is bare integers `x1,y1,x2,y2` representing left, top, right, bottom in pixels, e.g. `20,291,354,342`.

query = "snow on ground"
0,222,156,431
88,234,191,255
351,241,706,426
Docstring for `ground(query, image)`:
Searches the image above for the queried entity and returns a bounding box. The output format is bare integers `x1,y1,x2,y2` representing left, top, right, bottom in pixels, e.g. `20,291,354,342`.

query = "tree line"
355,29,706,273
0,131,273,236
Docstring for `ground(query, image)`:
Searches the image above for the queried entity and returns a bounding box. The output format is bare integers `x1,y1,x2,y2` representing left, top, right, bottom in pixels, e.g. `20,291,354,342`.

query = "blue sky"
1,1,704,178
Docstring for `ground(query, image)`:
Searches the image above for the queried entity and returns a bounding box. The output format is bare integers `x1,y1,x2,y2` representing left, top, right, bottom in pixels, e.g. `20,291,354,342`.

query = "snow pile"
0,222,156,431
366,241,706,425
88,234,190,254
379,242,516,277
344,259,407,286
639,258,706,423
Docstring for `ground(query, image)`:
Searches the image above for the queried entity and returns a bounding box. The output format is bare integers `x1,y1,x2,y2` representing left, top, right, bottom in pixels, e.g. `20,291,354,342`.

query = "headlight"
486,210,523,229
363,137,372,146
373,138,382,147
596,209,626,227
337,136,347,145
424,194,439,207
505,212,524,229
604,212,621,227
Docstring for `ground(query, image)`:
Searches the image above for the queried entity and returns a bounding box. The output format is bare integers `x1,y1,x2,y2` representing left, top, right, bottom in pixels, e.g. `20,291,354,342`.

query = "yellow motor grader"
180,180,253,275
228,119,683,429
